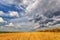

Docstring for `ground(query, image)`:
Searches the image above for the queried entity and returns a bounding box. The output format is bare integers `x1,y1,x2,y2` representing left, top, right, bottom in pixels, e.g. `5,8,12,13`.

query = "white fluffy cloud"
4,22,14,30
7,22,14,27
0,17,5,22
0,11,4,15
0,11,19,17
9,11,19,17
23,0,28,4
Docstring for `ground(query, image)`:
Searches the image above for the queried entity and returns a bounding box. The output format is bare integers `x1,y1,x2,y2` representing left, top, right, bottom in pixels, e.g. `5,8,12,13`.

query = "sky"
0,0,60,32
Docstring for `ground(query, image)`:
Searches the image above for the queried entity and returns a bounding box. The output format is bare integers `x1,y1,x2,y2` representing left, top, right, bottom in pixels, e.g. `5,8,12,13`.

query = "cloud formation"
0,0,60,31
9,11,19,17
0,17,5,22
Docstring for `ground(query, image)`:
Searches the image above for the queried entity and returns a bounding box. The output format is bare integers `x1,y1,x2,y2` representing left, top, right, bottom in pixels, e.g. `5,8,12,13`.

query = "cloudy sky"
0,0,60,32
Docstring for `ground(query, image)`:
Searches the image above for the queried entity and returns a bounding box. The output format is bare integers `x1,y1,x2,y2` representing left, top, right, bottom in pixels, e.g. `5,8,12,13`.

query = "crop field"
0,32,59,40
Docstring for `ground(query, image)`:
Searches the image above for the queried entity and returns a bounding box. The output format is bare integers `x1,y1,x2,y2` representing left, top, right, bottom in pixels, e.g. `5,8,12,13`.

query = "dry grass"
0,32,59,40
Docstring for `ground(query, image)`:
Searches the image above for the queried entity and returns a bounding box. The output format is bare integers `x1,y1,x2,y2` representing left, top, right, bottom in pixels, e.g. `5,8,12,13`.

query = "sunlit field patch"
0,32,59,40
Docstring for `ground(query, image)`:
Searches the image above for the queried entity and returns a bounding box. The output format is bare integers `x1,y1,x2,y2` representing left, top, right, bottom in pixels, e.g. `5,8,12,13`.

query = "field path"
0,32,59,40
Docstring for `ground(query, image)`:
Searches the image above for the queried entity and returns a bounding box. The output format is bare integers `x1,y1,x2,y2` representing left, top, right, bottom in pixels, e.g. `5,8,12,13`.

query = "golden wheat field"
0,32,59,40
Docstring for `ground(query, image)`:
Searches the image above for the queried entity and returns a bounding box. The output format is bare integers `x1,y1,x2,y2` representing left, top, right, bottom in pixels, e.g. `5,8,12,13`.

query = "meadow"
0,28,60,40
0,32,59,40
